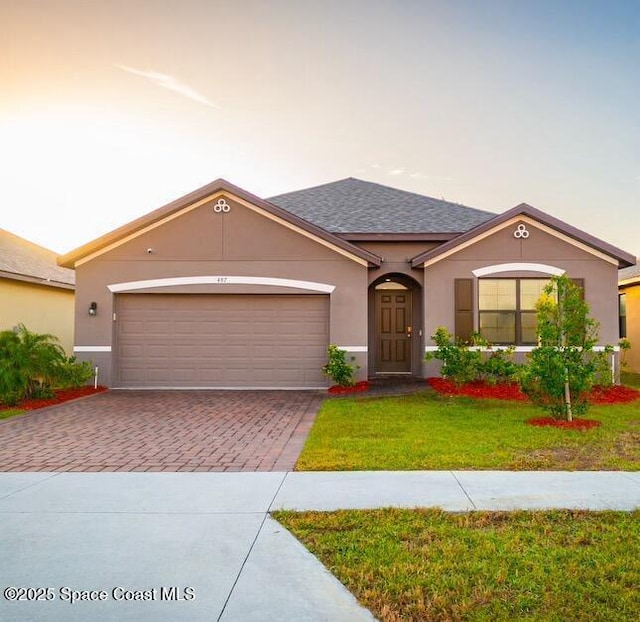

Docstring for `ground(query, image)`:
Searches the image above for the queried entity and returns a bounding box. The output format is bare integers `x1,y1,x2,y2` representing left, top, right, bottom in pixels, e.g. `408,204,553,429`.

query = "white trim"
108,276,336,294
77,191,369,268
473,263,565,277
425,345,619,353
112,386,328,391
74,346,112,353
336,346,368,352
619,277,640,287
421,215,618,268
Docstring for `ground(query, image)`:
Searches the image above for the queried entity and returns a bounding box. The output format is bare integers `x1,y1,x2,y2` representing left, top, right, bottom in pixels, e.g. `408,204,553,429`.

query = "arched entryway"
368,273,423,376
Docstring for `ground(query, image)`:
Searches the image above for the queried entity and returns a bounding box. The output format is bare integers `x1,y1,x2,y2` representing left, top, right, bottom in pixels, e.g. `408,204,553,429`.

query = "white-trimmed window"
478,278,550,345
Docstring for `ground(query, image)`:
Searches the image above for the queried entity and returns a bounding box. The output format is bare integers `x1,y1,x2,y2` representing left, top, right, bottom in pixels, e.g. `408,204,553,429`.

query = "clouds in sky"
116,65,219,109
374,165,431,180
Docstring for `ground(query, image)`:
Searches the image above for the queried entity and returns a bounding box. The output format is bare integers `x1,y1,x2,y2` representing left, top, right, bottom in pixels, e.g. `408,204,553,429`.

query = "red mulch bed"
427,377,640,405
0,386,108,412
427,377,527,401
589,384,640,404
527,417,602,430
328,381,370,395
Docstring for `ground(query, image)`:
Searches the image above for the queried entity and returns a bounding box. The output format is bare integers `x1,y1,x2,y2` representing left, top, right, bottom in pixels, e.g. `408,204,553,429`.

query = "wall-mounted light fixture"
88,301,98,316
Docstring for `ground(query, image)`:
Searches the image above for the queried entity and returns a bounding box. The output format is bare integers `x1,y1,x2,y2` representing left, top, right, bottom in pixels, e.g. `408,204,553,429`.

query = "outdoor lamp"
88,302,98,316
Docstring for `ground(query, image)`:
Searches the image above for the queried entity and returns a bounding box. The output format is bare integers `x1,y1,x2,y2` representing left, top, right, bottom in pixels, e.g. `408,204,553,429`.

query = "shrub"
56,357,95,389
425,327,520,385
619,338,631,369
0,325,94,405
480,346,520,385
426,327,482,385
322,345,360,387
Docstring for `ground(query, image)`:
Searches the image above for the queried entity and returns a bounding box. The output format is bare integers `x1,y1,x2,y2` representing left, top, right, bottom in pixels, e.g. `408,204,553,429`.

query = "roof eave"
337,232,460,242
0,270,75,290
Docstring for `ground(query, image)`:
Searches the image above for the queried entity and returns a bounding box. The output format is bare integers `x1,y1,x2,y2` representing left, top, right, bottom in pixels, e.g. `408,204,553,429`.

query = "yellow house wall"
622,283,640,374
0,279,75,354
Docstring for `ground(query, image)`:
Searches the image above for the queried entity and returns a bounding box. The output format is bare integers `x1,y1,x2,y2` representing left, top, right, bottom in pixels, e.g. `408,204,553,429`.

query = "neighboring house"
1,228,75,353
618,264,640,373
58,178,634,388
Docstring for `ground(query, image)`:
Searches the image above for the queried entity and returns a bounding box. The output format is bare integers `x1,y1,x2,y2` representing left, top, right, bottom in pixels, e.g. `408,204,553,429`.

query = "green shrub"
426,327,520,385
425,327,482,385
619,338,631,369
480,346,520,385
322,345,360,387
0,325,94,406
56,357,95,388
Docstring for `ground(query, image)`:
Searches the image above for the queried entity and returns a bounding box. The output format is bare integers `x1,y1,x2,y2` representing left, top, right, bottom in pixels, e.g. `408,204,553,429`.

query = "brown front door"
375,289,412,372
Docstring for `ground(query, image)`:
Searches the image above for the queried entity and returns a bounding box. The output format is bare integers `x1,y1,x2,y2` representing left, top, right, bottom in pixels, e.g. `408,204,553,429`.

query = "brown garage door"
115,294,329,388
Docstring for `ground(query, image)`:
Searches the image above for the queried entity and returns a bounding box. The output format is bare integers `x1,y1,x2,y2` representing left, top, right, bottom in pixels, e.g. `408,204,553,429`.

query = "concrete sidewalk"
1,471,639,622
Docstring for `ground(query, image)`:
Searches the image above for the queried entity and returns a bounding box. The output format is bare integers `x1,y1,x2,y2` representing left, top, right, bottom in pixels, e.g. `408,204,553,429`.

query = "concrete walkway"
1,471,639,621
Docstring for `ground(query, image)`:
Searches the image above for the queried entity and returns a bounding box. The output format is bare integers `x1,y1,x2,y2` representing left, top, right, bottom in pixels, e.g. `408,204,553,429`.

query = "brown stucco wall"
0,278,74,353
357,241,437,284
73,193,369,386
422,220,621,375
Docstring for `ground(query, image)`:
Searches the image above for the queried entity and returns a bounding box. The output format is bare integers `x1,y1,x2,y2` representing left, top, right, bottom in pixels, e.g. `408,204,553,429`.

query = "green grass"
275,508,640,622
0,408,24,420
296,392,640,470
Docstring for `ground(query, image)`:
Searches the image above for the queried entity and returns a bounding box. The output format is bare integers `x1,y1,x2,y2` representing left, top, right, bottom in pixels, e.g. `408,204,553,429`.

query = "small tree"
521,275,603,420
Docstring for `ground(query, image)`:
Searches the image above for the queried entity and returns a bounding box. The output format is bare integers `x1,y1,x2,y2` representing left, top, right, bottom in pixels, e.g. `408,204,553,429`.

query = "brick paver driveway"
0,390,324,472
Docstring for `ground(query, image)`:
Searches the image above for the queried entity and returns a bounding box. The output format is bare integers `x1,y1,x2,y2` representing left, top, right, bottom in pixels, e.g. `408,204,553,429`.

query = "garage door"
115,294,329,388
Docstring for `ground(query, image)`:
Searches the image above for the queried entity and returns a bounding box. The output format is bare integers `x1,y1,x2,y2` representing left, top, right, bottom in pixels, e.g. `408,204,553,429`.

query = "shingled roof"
619,264,640,284
268,177,496,234
0,228,74,289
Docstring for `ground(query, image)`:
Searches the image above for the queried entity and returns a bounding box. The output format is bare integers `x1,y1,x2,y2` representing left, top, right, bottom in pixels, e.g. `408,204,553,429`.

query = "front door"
375,286,412,373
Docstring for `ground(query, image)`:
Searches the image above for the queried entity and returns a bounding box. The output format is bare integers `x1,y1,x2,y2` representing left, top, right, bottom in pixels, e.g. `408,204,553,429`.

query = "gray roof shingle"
619,264,640,282
268,177,496,234
0,229,75,288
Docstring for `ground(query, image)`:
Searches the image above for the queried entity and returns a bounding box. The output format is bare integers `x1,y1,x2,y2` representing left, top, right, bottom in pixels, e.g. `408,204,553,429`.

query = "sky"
1,0,639,257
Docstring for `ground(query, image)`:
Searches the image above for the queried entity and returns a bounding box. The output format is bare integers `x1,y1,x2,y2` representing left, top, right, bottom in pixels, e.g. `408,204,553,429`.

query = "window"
479,278,550,345
619,293,627,338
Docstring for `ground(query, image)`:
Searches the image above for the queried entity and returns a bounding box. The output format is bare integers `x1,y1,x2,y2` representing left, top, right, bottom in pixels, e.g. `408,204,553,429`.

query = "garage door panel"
116,294,329,388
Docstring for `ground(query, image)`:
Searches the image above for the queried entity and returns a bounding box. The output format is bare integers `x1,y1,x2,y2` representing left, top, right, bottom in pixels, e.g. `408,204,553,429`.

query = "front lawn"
0,408,24,420
296,391,640,470
275,508,640,622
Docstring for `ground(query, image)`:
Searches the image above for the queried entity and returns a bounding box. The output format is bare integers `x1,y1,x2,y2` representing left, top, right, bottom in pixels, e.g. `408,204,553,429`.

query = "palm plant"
0,324,66,404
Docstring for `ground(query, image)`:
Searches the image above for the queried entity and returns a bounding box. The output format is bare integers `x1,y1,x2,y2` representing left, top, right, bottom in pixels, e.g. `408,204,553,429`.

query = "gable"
412,206,635,269
59,179,380,269
95,191,366,265
427,216,619,266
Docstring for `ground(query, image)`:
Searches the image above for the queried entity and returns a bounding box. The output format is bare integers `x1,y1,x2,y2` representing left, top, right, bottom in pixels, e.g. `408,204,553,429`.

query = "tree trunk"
564,366,573,422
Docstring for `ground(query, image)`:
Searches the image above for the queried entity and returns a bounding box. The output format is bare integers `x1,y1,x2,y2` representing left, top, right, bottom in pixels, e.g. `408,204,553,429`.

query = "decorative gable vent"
514,223,529,239
213,198,231,213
